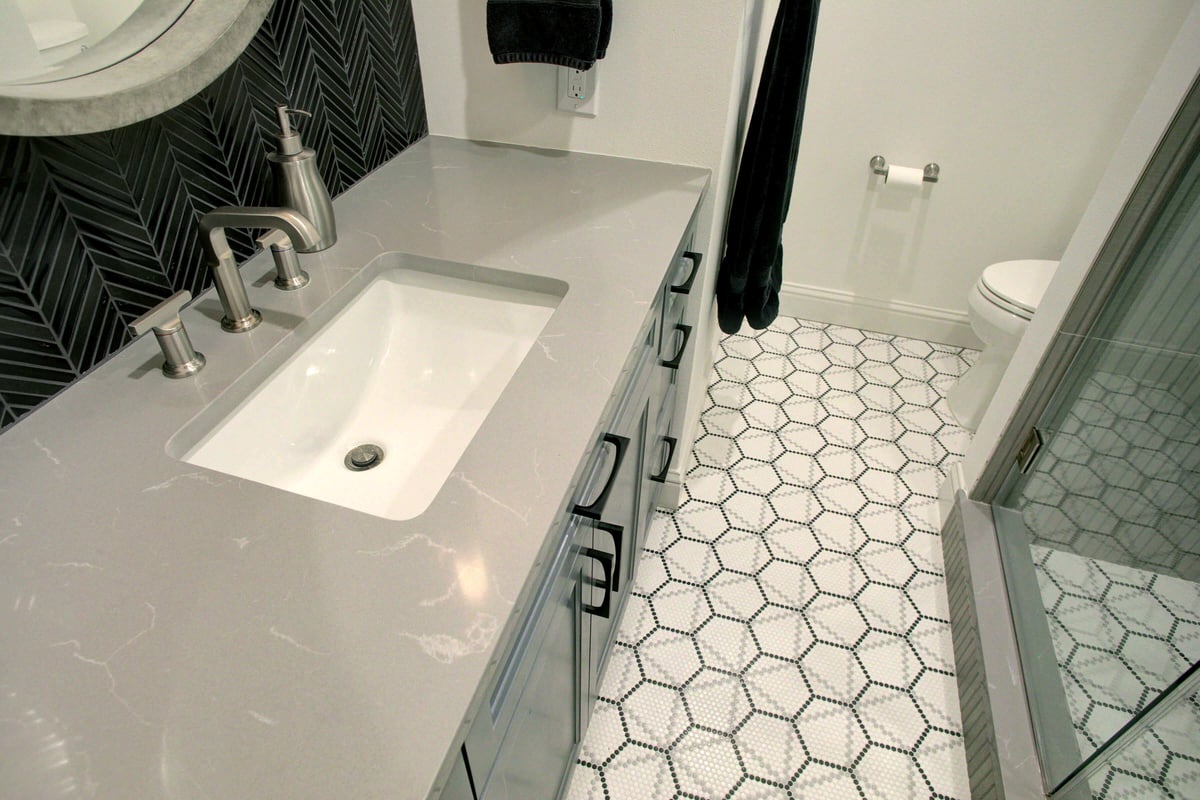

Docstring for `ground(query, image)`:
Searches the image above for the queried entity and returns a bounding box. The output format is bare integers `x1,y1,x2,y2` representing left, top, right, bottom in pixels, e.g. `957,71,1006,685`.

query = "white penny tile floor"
565,317,975,799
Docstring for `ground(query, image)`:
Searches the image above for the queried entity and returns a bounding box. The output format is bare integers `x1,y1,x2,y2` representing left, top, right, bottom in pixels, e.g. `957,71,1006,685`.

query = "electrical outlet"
557,65,598,117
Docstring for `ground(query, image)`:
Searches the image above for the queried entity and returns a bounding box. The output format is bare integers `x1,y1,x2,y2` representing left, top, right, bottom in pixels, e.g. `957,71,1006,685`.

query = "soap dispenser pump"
267,104,337,252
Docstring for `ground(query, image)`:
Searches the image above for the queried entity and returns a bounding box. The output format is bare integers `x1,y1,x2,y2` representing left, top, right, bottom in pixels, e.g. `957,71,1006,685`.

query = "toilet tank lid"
980,259,1059,315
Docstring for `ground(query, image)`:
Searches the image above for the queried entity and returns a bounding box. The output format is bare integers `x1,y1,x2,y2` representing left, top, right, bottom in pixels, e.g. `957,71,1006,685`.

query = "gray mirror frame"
0,0,274,137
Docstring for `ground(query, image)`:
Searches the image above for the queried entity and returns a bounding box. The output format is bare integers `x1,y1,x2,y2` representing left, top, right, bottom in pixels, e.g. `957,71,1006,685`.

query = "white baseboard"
778,281,981,349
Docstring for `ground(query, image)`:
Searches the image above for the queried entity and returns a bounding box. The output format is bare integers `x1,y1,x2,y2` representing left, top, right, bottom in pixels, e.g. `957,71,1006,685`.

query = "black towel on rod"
488,0,613,70
716,0,821,334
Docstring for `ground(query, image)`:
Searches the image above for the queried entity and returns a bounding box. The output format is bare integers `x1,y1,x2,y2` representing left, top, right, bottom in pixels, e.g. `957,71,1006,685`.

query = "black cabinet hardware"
580,547,613,618
670,252,702,295
594,522,624,592
661,324,692,370
573,433,629,520
650,436,677,484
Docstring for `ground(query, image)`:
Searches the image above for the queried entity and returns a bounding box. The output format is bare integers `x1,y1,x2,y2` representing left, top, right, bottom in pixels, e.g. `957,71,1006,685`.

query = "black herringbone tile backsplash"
0,0,427,428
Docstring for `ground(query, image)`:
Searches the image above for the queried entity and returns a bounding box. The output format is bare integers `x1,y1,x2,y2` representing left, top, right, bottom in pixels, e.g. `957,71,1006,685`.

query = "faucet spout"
198,206,322,332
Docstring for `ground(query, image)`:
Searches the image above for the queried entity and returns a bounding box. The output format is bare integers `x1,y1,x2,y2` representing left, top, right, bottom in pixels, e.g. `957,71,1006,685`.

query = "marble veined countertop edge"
0,135,709,800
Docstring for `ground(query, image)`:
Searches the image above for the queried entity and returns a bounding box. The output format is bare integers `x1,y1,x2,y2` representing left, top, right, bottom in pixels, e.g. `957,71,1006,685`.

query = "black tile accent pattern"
0,0,427,427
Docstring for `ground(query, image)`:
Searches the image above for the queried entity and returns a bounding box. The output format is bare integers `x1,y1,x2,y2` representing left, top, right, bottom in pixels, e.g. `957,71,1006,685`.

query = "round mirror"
0,0,273,136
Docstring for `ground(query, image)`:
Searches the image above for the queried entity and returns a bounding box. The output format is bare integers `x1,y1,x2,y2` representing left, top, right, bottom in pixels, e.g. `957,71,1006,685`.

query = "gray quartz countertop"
0,136,709,800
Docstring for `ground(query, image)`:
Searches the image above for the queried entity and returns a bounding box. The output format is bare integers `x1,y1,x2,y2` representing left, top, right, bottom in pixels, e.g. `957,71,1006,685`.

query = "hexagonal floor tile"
758,559,816,609
801,641,868,704
731,460,784,495
602,742,676,800
598,641,645,700
857,629,924,688
672,728,744,798
751,604,811,661
696,615,760,672
623,681,691,748
814,477,870,516
715,529,773,573
649,580,714,633
682,668,753,733
743,653,811,717
637,627,703,688
568,316,975,800
707,569,770,621
856,683,929,751
736,711,806,784
795,697,869,766
725,490,778,532
577,699,626,765
804,593,868,648
692,432,742,469
856,743,928,799
674,500,731,542
664,536,721,585
762,518,822,564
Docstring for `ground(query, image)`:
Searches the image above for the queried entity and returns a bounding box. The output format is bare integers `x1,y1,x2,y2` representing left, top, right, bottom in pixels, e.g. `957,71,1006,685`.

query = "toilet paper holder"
869,155,940,183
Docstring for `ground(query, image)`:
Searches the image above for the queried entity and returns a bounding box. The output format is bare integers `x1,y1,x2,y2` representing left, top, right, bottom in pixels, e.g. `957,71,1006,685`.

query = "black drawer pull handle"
650,436,677,484
580,547,613,618
670,251,702,295
661,324,692,370
595,521,624,592
573,433,630,520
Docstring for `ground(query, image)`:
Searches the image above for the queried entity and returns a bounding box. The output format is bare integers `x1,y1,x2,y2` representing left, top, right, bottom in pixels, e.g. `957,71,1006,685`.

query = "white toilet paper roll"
885,164,924,188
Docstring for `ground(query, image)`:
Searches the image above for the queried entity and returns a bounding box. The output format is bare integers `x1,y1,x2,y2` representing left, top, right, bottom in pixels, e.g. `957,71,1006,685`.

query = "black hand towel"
716,0,821,334
488,0,613,71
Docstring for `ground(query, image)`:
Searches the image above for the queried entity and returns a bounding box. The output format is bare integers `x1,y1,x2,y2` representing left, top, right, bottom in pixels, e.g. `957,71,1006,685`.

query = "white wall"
410,0,760,495
778,0,1193,345
409,1,1197,496
411,1,745,168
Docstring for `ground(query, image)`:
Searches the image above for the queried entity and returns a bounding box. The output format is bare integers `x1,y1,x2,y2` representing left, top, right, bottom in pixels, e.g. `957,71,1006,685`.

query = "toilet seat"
977,281,1033,320
979,259,1058,318
949,258,1060,431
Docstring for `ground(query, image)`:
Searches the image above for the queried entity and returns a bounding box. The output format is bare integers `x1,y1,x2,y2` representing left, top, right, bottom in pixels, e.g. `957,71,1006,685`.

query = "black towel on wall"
488,0,612,70
716,0,821,334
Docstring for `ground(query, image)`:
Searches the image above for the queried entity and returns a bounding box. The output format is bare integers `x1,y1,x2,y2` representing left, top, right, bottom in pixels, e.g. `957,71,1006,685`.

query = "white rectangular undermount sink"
169,254,567,520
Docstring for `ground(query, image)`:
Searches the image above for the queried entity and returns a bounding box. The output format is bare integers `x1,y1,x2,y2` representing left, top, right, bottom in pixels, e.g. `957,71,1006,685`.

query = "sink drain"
345,443,385,472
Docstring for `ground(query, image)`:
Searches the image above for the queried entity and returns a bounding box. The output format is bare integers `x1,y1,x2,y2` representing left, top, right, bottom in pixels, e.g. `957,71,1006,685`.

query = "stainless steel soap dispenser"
268,104,337,252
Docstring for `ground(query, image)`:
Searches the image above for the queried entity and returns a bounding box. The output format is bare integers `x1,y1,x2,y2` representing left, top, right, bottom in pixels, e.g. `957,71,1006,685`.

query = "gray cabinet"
475,517,589,800
450,238,701,800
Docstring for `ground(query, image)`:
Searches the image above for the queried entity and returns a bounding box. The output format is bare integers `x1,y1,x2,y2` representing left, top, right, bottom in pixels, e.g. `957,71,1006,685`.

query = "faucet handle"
258,229,310,290
129,290,206,378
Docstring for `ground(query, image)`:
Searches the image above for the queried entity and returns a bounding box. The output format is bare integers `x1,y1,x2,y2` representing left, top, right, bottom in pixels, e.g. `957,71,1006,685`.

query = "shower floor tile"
565,317,975,799
1032,546,1200,798
1016,369,1200,582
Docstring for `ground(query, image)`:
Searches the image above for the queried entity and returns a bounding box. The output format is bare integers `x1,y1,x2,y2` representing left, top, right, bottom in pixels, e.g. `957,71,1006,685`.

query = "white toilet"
947,259,1059,430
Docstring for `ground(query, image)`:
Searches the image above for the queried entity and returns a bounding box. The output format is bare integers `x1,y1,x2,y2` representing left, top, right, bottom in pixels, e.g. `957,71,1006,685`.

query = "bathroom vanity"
0,137,708,799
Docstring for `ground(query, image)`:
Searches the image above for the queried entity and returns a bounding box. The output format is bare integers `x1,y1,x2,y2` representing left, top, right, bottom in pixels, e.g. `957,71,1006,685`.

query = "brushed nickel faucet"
129,290,205,378
198,207,321,332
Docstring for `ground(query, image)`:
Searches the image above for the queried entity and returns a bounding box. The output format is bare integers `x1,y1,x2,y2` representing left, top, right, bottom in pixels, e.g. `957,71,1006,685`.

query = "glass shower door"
991,133,1200,797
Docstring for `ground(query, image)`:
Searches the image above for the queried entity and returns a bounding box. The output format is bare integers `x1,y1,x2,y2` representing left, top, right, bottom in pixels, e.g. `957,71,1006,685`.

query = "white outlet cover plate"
557,65,598,117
